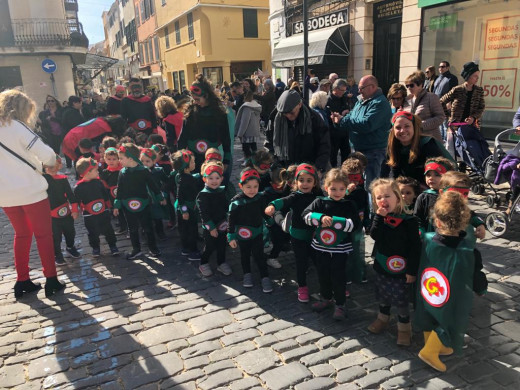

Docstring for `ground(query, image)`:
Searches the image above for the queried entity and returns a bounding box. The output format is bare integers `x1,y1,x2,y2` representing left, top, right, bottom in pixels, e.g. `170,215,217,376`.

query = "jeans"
361,148,387,191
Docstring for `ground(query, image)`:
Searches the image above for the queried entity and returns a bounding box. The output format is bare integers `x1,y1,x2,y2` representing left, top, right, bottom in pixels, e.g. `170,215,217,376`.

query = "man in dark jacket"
267,89,330,174
327,79,350,167
433,61,458,98
121,77,157,135
254,79,276,126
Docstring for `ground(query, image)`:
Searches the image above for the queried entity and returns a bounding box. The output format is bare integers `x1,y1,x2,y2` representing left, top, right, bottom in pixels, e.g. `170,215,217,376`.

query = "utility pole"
303,0,309,104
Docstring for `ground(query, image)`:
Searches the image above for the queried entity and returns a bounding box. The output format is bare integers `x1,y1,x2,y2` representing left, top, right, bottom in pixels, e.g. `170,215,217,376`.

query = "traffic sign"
41,59,57,74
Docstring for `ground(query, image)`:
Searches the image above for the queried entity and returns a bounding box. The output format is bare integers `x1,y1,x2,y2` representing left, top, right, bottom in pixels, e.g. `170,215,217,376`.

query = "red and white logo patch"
137,120,147,129
319,229,337,245
128,199,142,211
238,227,252,239
110,187,117,198
58,206,69,217
421,267,450,307
196,140,208,153
387,256,406,273
92,202,104,213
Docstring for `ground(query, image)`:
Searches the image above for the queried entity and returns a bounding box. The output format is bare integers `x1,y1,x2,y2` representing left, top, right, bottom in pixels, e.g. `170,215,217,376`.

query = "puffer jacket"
403,89,445,141
440,84,485,124
235,101,262,139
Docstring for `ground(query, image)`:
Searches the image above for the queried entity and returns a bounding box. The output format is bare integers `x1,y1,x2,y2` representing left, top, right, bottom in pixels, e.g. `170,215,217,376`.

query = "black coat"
61,107,85,134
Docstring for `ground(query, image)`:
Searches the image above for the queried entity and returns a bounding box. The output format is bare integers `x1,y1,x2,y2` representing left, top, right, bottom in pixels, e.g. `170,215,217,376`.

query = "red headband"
392,111,414,124
182,150,193,163
140,148,157,161
205,152,222,161
204,164,224,177
424,161,448,175
240,169,260,184
295,164,316,178
348,173,364,185
80,158,97,177
444,186,470,198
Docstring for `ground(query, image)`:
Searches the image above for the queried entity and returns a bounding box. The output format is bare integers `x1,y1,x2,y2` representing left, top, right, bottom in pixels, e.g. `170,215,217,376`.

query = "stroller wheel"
486,195,495,207
471,184,485,195
485,212,508,237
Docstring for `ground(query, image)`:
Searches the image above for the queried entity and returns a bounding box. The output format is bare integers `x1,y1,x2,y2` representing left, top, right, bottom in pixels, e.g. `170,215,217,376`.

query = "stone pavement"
1,142,520,389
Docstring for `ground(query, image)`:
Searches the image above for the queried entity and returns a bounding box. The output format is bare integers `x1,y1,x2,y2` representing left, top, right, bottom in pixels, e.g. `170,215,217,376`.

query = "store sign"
484,15,520,60
292,10,348,34
374,0,403,21
429,13,458,30
418,0,451,8
480,68,517,109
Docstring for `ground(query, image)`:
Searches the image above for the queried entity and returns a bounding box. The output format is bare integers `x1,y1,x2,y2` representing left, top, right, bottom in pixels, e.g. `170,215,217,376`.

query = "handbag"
0,140,38,171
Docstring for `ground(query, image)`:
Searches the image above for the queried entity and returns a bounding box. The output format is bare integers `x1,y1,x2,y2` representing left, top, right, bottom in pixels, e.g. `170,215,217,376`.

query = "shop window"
420,0,520,133
165,26,170,49
173,71,179,91
179,70,186,90
243,9,258,38
187,13,194,41
203,67,223,86
175,21,181,44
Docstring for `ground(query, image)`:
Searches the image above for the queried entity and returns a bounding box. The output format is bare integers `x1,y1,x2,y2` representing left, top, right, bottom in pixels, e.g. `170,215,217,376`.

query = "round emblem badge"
238,227,252,239
421,267,450,307
386,256,406,273
58,206,69,217
218,221,229,232
92,202,104,213
111,187,117,198
333,222,343,230
196,140,208,153
137,120,146,129
128,199,142,211
319,229,337,245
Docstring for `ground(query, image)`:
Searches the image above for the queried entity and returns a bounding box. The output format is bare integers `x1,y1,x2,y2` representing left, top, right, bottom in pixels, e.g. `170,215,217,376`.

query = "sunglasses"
405,83,415,89
439,65,447,68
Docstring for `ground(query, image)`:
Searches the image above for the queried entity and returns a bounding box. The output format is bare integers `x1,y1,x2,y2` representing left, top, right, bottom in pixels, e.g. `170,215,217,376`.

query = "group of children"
43,126,487,373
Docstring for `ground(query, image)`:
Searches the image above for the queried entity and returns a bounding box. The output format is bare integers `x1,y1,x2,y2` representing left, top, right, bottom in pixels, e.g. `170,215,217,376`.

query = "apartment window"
175,21,181,44
135,5,140,26
154,36,160,62
173,72,179,91
139,43,144,65
144,40,149,64
148,40,154,62
140,1,145,23
243,9,258,38
165,26,170,49
149,0,155,15
179,70,186,90
144,0,150,20
187,13,194,41
161,0,167,5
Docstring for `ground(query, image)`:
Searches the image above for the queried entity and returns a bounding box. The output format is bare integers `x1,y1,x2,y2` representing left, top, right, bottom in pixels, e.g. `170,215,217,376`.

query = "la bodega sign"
293,10,348,35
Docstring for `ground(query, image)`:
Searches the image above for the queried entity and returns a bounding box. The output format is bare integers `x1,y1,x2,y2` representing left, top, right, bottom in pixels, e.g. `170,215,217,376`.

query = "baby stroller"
449,123,498,205
484,128,520,237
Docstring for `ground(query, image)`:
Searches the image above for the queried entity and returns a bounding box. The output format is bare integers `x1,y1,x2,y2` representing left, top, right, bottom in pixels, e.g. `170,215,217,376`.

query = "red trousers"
3,198,57,281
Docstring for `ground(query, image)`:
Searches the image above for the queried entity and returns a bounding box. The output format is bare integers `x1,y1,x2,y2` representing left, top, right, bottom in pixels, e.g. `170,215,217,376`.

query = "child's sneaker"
66,246,80,258
243,273,253,288
199,263,213,277
266,258,282,269
126,249,143,260
181,249,190,256
297,286,309,303
55,252,66,265
261,277,273,293
92,248,101,258
109,246,120,256
149,248,162,257
188,252,201,261
216,262,232,276
312,299,334,312
333,305,346,320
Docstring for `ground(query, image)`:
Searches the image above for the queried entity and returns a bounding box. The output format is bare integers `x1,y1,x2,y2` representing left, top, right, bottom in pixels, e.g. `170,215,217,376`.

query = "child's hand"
229,240,237,249
113,209,119,217
182,212,189,220
160,199,167,206
210,229,218,238
265,205,275,216
475,225,486,239
376,207,388,217
405,274,416,284
321,216,332,227
347,183,356,193
71,212,79,220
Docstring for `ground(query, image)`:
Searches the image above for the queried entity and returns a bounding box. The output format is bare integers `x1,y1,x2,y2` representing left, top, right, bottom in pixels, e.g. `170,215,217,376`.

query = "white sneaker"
266,258,282,269
217,262,232,276
199,263,213,277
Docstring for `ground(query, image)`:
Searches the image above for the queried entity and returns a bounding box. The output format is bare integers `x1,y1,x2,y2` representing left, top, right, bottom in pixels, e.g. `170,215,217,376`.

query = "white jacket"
0,120,56,207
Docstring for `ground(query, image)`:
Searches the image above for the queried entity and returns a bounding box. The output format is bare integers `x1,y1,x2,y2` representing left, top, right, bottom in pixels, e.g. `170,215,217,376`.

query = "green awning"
418,0,452,8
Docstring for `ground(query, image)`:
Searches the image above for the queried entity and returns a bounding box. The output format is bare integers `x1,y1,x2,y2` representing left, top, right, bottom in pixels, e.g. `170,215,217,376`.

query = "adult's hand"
330,112,343,124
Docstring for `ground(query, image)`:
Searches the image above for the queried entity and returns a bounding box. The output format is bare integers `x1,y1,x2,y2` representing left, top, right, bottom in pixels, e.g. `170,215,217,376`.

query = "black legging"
315,251,348,306
201,230,227,265
292,237,315,287
238,235,268,277
123,206,157,252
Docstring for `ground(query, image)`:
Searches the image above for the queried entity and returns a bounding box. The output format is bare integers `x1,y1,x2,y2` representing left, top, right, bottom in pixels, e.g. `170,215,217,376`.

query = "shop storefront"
419,0,520,136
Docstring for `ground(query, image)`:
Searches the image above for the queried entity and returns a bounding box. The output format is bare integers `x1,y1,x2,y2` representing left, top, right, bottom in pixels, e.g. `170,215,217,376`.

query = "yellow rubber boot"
367,313,390,334
423,331,454,356
418,331,447,372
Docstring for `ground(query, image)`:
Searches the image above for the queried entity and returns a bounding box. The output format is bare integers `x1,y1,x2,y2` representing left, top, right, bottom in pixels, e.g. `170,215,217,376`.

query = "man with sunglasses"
121,78,157,135
432,61,458,99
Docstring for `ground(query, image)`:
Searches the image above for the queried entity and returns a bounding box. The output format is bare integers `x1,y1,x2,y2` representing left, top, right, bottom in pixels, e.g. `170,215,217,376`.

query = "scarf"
273,104,312,162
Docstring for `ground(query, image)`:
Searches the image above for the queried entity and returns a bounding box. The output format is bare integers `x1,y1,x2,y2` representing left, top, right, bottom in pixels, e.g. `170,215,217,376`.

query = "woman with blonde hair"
0,89,65,298
309,91,330,129
155,95,183,152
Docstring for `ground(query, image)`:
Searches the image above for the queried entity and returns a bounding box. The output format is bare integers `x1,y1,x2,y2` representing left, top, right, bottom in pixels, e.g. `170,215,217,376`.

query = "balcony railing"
64,0,79,12
7,18,88,48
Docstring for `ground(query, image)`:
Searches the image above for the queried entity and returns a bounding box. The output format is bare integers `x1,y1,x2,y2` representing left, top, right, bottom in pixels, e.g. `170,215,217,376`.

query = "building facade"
0,0,88,108
155,0,271,91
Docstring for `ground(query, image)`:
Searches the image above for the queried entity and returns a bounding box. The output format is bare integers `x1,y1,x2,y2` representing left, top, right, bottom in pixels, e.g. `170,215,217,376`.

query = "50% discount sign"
480,68,517,109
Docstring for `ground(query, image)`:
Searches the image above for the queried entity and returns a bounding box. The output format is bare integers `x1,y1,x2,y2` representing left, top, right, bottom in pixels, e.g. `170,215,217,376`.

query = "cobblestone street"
1,142,520,389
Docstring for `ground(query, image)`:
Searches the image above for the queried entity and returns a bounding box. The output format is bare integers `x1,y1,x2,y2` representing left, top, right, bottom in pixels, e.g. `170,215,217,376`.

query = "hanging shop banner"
292,10,348,34
429,13,458,30
479,68,517,109
374,0,403,21
483,15,520,60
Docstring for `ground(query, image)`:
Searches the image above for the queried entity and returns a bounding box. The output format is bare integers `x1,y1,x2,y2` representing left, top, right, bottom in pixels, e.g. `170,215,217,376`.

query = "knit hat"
461,62,479,81
276,89,302,113
115,85,125,92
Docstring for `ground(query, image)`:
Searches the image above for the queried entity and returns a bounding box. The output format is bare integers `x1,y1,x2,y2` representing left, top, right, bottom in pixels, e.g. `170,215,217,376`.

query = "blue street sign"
41,59,57,74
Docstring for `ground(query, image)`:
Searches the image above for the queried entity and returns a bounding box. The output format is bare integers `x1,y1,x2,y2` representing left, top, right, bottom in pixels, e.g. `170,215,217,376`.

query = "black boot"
14,279,42,299
45,277,65,298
